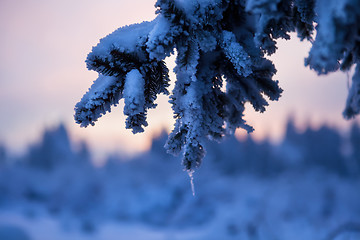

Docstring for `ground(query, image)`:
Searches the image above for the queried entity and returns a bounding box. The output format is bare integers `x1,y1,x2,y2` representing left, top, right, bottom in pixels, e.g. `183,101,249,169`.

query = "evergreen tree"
0,144,6,166
75,0,360,172
27,124,74,170
302,126,346,175
349,123,360,174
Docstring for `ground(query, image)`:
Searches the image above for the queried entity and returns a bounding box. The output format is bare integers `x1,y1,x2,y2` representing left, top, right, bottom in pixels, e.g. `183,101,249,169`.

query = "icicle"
187,169,196,196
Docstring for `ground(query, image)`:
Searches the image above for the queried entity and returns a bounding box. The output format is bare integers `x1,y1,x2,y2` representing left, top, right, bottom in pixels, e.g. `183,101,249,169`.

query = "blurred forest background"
0,120,359,240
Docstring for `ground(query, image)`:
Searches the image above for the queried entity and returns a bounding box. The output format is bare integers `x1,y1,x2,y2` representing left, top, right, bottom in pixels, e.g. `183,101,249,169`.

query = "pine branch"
75,0,360,173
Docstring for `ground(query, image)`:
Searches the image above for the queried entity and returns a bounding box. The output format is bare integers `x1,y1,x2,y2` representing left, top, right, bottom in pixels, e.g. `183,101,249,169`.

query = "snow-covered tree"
75,0,360,173
0,144,6,166
349,123,360,174
26,124,83,170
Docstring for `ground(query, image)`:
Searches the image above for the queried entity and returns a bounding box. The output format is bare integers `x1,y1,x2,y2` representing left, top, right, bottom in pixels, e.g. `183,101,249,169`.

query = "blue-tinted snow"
174,0,222,14
123,69,145,116
87,20,156,63
0,122,360,239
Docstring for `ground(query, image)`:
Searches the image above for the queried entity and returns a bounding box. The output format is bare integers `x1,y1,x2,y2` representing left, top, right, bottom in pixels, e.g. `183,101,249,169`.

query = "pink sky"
0,0,358,161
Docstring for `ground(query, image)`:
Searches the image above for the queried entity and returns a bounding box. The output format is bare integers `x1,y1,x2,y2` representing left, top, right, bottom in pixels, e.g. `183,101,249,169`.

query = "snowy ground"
1,170,359,240
1,124,360,239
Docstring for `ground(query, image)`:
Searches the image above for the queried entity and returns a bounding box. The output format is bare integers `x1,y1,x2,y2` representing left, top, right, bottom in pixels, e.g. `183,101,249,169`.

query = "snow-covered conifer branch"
74,74,123,127
75,0,360,173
